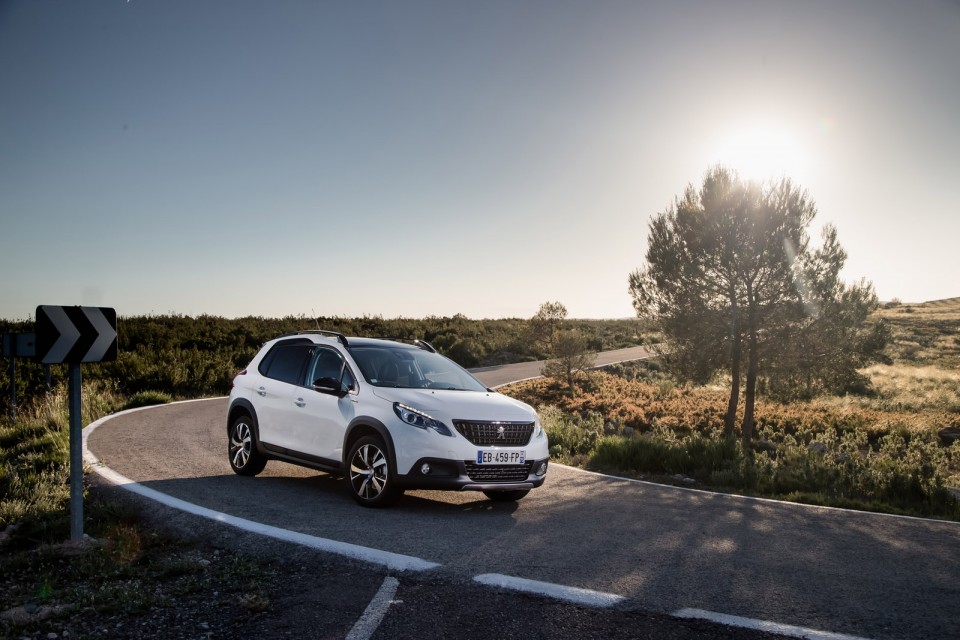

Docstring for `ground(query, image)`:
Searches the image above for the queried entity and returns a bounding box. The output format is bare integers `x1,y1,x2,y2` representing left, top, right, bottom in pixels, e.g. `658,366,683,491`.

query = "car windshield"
350,346,487,392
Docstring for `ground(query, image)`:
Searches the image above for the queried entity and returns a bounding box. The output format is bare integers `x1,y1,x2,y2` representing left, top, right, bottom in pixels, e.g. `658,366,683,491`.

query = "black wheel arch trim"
227,399,264,454
343,417,398,477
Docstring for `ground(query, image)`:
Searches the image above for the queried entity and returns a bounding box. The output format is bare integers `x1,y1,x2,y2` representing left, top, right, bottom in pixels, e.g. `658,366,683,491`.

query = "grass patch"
0,381,123,536
122,390,174,410
0,503,281,636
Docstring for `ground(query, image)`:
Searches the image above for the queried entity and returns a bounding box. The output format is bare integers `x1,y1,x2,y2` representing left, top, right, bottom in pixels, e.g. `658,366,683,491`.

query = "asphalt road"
85,352,960,640
471,345,654,387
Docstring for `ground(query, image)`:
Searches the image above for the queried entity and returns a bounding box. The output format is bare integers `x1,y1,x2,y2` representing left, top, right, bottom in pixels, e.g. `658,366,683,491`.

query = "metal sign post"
35,305,118,542
68,363,83,540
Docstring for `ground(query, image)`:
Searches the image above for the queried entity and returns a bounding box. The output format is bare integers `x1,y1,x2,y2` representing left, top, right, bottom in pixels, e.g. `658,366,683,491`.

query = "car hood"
369,387,537,423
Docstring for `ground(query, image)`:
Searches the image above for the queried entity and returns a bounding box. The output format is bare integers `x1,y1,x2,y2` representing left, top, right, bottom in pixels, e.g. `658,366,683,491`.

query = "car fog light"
536,461,548,476
421,463,431,475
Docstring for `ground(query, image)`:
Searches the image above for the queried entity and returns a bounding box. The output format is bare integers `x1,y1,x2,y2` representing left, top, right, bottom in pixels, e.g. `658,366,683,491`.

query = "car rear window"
259,343,311,385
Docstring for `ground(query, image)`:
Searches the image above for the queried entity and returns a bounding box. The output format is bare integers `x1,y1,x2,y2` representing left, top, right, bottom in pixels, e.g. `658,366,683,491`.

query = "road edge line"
673,608,875,640
82,407,440,573
551,462,960,527
473,573,625,608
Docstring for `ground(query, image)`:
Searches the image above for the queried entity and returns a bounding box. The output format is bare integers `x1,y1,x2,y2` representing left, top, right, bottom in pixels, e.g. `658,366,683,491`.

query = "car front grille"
453,420,534,446
464,462,533,483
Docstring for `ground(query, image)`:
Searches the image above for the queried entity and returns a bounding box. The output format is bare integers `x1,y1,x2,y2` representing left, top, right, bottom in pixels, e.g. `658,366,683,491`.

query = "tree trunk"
742,298,759,459
724,299,741,437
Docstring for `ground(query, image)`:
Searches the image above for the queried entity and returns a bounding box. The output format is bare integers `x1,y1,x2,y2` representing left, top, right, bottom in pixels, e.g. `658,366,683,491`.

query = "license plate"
476,450,525,465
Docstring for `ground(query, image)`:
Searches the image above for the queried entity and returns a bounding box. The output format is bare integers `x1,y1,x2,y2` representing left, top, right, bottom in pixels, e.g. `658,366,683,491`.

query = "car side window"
309,348,355,392
261,344,311,385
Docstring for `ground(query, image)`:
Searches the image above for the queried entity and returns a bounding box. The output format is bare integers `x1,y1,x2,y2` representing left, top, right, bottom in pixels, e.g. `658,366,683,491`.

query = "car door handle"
257,386,267,396
294,397,306,408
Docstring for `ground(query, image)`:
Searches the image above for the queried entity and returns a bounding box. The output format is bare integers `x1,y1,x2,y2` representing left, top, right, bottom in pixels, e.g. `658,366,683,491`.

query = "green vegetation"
1,314,651,408
502,297,960,520
0,381,125,537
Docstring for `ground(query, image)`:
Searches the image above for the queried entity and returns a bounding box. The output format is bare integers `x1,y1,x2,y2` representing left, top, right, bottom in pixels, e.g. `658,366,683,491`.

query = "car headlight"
393,403,453,436
534,417,545,438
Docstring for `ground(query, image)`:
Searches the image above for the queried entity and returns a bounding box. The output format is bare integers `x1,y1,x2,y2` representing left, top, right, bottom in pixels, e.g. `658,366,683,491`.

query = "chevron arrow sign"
36,305,118,364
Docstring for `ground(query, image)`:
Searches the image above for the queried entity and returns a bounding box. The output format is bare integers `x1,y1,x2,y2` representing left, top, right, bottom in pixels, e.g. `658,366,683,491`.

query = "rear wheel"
228,414,267,476
347,435,403,507
483,489,530,502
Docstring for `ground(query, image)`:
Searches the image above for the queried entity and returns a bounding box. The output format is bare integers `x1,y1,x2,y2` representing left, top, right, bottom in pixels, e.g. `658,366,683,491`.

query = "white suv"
227,331,549,507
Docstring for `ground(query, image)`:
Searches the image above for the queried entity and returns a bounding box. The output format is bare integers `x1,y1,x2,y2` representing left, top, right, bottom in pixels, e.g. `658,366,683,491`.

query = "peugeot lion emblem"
497,425,506,440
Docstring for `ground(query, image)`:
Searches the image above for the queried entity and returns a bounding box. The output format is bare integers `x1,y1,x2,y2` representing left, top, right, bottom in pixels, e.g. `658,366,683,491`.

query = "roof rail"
371,337,437,353
291,330,349,348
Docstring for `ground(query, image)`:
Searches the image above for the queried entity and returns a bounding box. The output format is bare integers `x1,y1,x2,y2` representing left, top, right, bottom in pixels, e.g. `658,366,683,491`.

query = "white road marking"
82,405,439,573
554,463,960,526
473,573,625,608
674,608,875,640
345,576,400,640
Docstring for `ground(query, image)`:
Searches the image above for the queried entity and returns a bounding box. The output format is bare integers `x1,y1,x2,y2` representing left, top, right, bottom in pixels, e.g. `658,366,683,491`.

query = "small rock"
0,523,19,547
1,604,68,625
47,633,58,639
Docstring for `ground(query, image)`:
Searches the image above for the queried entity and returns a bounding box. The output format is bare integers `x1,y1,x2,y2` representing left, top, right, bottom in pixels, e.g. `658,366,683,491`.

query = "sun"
710,126,809,184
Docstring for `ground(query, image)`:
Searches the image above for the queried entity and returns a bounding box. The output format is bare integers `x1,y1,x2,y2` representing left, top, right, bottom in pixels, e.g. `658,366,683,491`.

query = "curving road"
85,349,960,640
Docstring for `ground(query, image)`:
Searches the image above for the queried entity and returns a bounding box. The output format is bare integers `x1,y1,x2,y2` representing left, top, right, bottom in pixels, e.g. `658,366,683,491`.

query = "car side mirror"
313,377,348,397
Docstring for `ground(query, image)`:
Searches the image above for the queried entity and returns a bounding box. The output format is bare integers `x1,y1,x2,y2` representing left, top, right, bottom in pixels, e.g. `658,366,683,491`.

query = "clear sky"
1,0,958,321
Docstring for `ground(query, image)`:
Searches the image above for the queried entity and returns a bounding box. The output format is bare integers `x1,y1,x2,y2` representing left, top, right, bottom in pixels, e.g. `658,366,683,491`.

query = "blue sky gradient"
2,0,958,320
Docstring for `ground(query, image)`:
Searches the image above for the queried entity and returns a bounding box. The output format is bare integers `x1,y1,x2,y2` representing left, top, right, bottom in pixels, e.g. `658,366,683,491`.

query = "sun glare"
711,126,809,184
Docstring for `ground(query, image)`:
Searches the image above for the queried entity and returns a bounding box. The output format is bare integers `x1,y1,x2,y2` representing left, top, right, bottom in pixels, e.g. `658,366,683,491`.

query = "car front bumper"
396,456,549,492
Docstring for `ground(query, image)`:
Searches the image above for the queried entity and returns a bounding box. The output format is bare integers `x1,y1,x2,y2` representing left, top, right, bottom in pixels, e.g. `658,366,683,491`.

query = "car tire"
483,489,530,502
228,414,267,476
347,435,403,507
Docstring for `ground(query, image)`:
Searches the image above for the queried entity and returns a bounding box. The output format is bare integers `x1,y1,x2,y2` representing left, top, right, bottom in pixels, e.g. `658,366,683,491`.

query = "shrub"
590,432,740,482
502,370,960,519
539,406,603,461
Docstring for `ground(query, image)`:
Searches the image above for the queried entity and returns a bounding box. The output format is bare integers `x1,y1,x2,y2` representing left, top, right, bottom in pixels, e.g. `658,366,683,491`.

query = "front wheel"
229,414,267,476
347,436,403,507
483,489,530,502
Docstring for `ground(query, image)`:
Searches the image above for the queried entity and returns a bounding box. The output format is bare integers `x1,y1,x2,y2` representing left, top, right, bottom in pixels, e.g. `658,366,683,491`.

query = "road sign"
35,305,117,364
2,333,36,358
